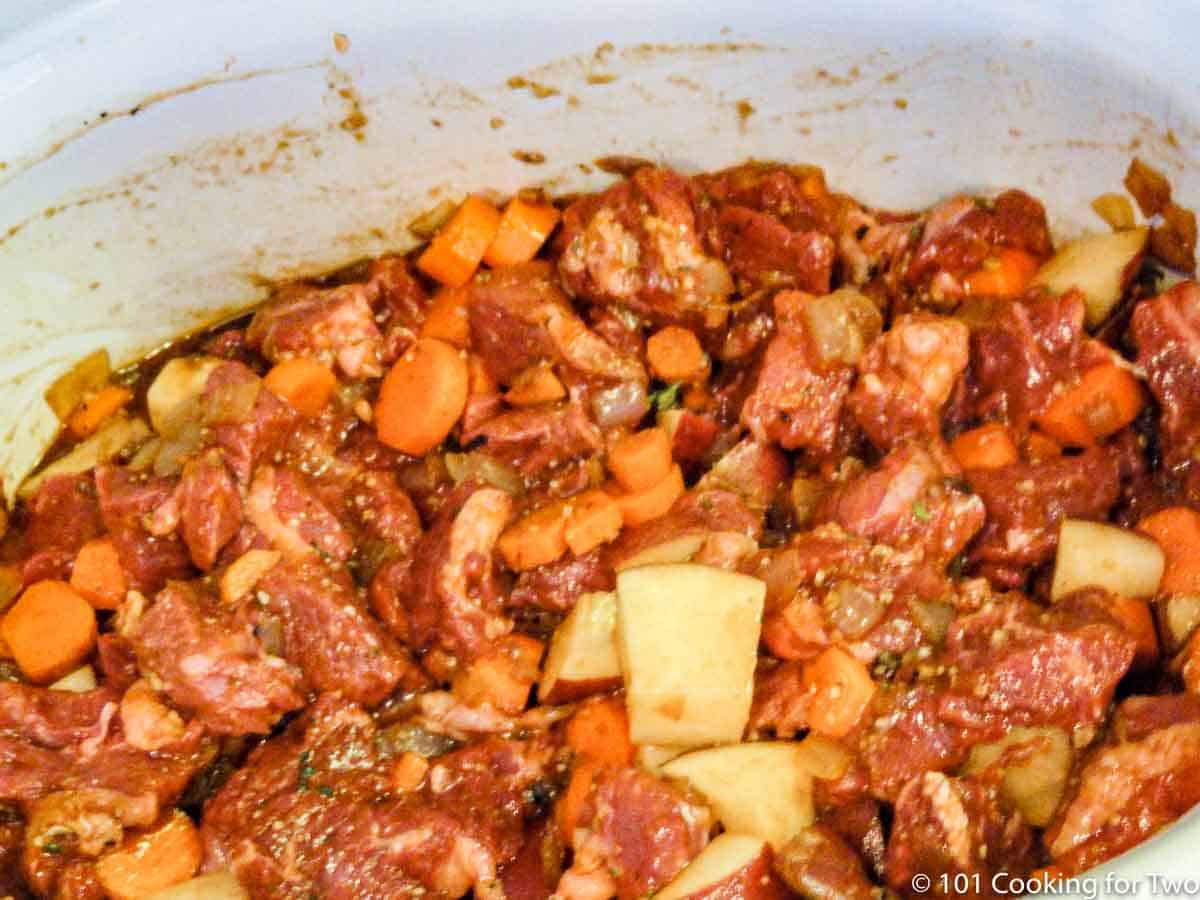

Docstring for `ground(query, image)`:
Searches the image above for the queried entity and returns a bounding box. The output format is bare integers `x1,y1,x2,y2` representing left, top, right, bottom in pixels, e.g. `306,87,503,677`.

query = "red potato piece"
539,591,621,704
657,834,790,900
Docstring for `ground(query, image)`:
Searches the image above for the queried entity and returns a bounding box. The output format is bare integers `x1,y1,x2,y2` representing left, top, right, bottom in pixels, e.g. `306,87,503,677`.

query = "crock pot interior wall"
0,0,1198,888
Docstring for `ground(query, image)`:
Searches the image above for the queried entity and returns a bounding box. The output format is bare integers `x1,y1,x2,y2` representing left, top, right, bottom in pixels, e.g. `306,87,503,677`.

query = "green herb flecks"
649,381,683,413
297,750,317,793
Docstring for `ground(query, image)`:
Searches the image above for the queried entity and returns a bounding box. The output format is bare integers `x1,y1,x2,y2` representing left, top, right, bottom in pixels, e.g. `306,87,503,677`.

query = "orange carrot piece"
950,423,1019,471
419,286,472,348
1035,364,1144,447
564,489,623,556
69,538,127,610
497,502,570,572
646,326,708,382
1024,430,1062,463
417,195,502,287
94,811,202,900
483,197,561,268
963,247,1040,298
375,338,469,455
608,428,673,493
566,696,635,766
0,565,20,612
67,385,132,438
802,646,876,739
1105,594,1159,669
452,634,544,714
612,464,685,528
391,752,430,792
1,581,96,684
557,758,598,843
263,358,337,417
505,364,566,407
1137,507,1200,595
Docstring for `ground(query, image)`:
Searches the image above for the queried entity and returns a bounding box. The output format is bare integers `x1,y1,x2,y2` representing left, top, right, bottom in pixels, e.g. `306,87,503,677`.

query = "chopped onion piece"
799,287,882,368
50,664,97,693
444,452,524,496
592,380,649,429
18,416,151,500
147,356,222,436
1091,193,1135,231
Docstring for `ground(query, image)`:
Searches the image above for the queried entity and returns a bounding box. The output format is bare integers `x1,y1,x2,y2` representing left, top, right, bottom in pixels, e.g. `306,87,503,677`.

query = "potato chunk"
657,834,788,900
963,726,1072,827
1031,227,1148,327
1051,519,1163,601
616,564,765,746
539,591,621,704
147,356,222,436
662,742,816,849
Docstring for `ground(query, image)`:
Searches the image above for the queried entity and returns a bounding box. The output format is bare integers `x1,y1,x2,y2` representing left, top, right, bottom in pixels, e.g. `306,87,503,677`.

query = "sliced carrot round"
566,696,634,766
497,502,570,572
802,646,875,739
1,580,97,684
1036,363,1143,447
963,247,1040,298
646,326,707,382
95,811,202,900
420,286,472,348
69,538,127,610
612,464,685,527
557,758,599,843
375,338,469,455
483,197,561,268
1138,506,1200,595
608,428,673,493
505,364,566,407
263,358,338,417
950,423,1018,471
67,384,133,438
564,489,624,556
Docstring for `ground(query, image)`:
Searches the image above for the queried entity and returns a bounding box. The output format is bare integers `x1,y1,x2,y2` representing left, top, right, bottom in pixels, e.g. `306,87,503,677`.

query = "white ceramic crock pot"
1,1,1197,895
